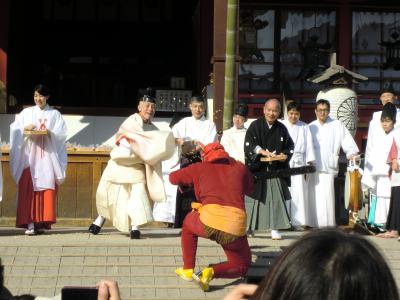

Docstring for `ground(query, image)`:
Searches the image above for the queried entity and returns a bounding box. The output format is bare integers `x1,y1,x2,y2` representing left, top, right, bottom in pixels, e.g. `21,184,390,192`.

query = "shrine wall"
0,114,172,146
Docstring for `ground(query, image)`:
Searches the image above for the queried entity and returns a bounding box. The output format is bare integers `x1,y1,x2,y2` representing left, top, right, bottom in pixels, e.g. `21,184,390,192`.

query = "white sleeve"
205,122,218,144
305,126,316,164
341,124,359,158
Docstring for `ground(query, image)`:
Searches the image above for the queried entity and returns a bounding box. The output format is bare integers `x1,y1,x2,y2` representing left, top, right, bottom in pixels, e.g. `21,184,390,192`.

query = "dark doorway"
7,0,200,114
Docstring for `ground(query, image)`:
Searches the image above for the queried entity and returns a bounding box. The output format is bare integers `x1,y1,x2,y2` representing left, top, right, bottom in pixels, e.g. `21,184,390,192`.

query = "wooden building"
0,0,400,225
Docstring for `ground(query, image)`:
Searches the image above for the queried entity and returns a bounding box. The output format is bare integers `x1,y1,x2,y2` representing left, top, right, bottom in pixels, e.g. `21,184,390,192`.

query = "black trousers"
173,155,201,228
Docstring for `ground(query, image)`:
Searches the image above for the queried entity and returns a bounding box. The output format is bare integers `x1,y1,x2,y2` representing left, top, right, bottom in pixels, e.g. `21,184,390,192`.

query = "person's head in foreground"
224,228,399,300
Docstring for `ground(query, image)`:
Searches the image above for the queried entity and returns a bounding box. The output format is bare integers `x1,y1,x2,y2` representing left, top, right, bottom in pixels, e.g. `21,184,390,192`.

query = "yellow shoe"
175,267,193,281
192,267,214,292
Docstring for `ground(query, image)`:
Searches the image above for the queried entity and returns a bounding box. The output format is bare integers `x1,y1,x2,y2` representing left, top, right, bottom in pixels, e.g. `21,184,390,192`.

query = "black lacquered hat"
138,87,156,103
382,81,396,95
234,104,248,117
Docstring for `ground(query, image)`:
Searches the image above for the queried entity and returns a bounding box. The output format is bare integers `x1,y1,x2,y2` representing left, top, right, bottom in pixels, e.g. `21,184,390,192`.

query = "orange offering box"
260,154,287,162
23,129,49,136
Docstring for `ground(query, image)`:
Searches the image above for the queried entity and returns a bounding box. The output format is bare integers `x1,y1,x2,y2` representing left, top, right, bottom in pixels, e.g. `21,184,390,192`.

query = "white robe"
220,126,247,163
281,120,315,226
9,105,67,191
362,116,397,224
308,117,359,227
172,115,218,145
153,115,217,223
152,146,180,223
97,113,175,231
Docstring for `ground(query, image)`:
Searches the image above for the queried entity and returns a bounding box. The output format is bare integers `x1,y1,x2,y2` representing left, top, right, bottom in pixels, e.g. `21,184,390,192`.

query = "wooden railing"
0,149,110,227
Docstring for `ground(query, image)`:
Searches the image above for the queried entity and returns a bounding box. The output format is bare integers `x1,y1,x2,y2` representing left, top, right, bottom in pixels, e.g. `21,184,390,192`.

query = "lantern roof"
307,53,368,85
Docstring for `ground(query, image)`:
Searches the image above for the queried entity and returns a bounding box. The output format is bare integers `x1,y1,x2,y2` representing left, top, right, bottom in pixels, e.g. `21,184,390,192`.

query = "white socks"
131,225,139,231
93,216,106,227
27,222,34,230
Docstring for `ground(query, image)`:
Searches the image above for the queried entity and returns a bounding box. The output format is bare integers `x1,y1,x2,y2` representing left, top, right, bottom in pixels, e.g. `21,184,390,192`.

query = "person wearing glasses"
307,99,358,228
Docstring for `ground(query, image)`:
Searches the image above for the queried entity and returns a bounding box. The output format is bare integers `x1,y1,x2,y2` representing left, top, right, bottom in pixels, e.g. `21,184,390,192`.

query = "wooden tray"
23,129,48,136
260,154,287,162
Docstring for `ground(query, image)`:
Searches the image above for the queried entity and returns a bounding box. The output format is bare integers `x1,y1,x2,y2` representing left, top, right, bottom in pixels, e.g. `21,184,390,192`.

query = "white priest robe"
9,105,67,190
153,116,217,223
96,113,175,232
152,146,180,223
362,113,398,224
308,117,359,227
281,119,315,226
220,126,247,163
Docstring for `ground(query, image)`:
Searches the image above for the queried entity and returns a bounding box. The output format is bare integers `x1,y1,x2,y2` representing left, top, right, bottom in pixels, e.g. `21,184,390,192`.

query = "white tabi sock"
93,216,106,227
27,222,34,230
131,225,139,231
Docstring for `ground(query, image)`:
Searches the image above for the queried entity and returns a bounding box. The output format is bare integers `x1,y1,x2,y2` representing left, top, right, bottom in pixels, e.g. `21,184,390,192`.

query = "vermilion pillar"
337,0,351,68
0,0,10,86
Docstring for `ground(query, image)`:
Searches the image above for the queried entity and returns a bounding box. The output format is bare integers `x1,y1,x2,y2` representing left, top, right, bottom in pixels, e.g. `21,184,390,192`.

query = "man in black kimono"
244,98,294,240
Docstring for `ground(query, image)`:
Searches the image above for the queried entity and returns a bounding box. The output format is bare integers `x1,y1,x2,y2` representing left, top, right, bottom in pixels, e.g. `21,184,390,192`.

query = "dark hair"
0,258,17,299
316,99,330,110
252,229,399,300
190,96,204,103
14,295,35,300
34,84,50,97
287,101,301,112
234,103,249,118
169,113,183,128
381,102,397,123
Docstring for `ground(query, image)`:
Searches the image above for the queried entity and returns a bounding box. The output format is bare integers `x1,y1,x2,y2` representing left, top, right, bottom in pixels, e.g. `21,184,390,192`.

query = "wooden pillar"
337,0,351,68
0,0,10,86
0,0,9,113
212,0,227,132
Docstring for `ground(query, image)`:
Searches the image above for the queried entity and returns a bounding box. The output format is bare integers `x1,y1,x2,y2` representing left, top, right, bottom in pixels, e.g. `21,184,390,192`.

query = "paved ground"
0,227,399,300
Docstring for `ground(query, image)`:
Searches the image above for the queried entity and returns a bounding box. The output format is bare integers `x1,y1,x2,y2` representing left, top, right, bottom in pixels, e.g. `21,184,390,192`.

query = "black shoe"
130,230,141,239
89,224,102,235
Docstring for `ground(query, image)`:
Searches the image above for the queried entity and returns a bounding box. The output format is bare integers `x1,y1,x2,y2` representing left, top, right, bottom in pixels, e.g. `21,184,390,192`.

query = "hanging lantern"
380,18,400,70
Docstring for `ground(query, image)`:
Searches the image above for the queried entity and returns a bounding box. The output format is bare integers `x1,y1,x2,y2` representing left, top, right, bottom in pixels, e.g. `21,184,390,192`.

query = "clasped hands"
176,138,202,152
259,149,287,161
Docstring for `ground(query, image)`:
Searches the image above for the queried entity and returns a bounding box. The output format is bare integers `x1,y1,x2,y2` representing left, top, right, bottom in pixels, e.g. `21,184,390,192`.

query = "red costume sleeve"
169,164,196,186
